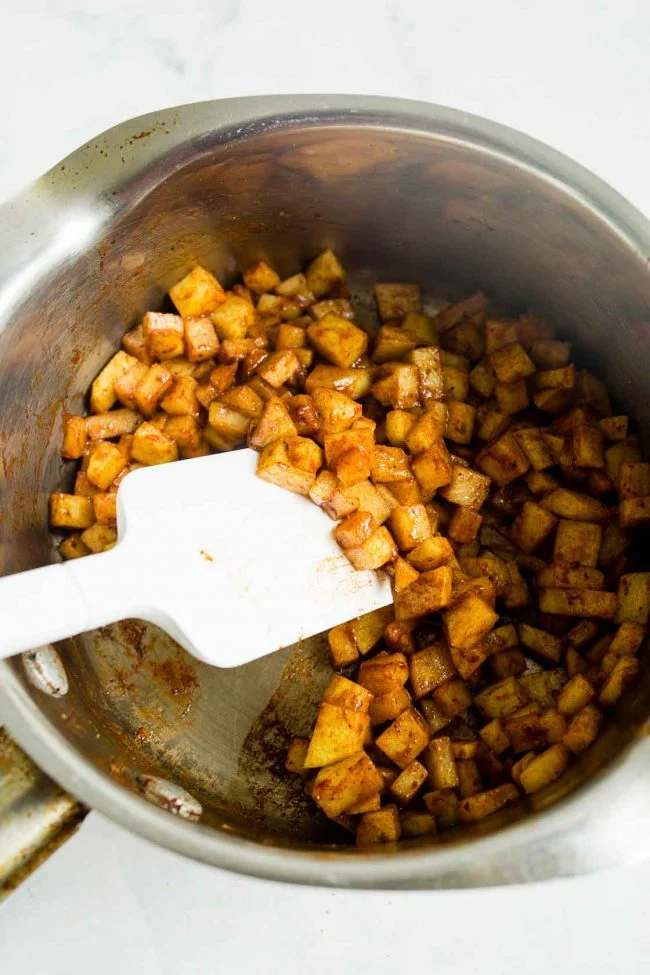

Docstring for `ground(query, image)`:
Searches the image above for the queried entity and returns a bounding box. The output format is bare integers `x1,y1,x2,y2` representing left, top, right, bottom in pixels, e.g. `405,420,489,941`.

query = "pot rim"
1,94,650,888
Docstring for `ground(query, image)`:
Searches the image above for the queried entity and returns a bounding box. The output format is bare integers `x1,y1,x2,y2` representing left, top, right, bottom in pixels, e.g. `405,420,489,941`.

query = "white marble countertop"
2,1,650,972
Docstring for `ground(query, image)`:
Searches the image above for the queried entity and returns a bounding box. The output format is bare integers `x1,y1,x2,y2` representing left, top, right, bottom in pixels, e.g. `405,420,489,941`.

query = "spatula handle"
0,548,133,660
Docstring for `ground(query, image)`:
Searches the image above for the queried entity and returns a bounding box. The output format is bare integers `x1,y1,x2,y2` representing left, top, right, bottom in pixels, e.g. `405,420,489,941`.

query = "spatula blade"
115,449,392,667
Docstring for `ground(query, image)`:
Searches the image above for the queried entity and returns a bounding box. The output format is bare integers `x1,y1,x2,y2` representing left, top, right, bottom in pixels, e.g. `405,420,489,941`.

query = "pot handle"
0,729,87,897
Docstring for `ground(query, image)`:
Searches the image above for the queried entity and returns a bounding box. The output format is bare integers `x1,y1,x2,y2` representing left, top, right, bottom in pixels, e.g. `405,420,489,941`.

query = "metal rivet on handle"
22,647,69,697
136,775,202,822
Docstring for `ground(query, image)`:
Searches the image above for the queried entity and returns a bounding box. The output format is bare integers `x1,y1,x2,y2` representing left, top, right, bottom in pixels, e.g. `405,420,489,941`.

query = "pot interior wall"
1,120,649,849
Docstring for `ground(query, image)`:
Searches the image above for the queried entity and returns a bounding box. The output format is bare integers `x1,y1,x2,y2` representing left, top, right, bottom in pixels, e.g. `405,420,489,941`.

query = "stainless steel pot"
1,95,650,889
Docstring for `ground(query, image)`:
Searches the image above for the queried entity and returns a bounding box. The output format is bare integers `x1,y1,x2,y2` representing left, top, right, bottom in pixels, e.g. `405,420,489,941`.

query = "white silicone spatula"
0,449,392,666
